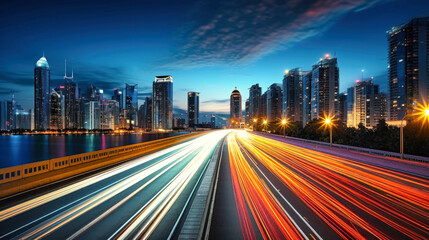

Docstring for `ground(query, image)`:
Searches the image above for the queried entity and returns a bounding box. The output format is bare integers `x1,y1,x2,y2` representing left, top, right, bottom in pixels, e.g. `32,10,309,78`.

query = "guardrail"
257,132,429,163
0,133,202,186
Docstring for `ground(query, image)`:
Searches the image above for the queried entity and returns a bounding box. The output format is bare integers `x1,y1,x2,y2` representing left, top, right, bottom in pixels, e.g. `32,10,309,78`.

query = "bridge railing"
0,133,199,185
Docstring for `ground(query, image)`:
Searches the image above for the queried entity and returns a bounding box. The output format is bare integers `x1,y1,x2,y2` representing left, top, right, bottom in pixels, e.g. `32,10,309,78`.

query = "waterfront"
0,132,189,168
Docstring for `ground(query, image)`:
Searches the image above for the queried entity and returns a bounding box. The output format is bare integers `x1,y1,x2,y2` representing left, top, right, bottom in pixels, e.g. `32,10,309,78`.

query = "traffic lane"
0,132,227,239
253,132,429,178
209,138,244,240
238,131,429,239
0,145,187,239
237,139,338,240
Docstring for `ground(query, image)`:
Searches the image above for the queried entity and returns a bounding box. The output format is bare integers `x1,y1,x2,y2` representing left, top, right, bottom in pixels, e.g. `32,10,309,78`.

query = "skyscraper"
267,83,283,122
310,56,339,120
83,101,100,130
100,100,119,130
249,84,261,120
143,97,153,130
230,87,242,126
347,79,387,128
0,99,15,130
112,88,123,110
387,17,429,120
50,89,64,130
34,55,50,130
302,70,312,126
187,92,199,128
64,61,79,129
125,84,138,128
153,76,173,130
338,92,347,125
282,68,303,122
260,91,268,120
245,99,250,124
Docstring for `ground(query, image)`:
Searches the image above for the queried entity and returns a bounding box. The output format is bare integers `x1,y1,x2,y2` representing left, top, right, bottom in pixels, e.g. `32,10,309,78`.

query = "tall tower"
34,54,50,130
64,60,79,129
267,83,283,122
125,84,138,128
310,56,339,120
187,92,199,128
387,17,429,120
283,68,303,122
249,84,261,120
230,87,242,126
152,76,173,130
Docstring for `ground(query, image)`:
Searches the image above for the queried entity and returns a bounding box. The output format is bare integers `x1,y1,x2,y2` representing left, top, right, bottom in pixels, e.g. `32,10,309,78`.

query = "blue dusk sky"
0,0,428,113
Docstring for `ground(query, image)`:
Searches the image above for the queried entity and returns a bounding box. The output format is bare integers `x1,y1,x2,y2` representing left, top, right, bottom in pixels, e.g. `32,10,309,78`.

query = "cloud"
173,0,384,66
138,91,152,100
202,98,229,104
0,69,33,86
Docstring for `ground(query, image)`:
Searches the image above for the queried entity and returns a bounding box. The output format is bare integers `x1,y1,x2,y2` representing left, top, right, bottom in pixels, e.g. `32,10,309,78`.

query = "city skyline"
1,0,429,113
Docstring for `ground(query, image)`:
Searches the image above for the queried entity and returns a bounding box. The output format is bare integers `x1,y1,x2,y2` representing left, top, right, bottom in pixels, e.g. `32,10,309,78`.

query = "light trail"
0,130,230,240
227,130,429,240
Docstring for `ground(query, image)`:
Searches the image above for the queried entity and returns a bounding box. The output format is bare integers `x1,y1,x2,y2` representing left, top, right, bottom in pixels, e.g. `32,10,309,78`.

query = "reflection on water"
0,132,188,168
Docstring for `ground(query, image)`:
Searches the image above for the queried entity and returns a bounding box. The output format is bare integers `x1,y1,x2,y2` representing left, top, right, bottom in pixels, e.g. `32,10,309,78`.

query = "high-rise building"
112,88,123,110
15,109,31,130
143,97,153,130
50,89,64,130
83,101,100,130
125,84,138,128
302,71,312,126
283,68,303,122
260,91,268,120
101,100,119,130
0,100,15,130
245,99,250,124
267,83,283,122
230,87,242,126
249,84,262,120
64,61,79,129
387,17,429,120
187,92,199,128
310,56,339,120
34,55,50,130
338,92,347,125
347,79,388,128
153,76,173,130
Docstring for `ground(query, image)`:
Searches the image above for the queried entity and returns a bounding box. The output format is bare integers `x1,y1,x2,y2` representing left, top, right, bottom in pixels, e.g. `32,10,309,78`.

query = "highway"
0,130,230,240
210,130,429,240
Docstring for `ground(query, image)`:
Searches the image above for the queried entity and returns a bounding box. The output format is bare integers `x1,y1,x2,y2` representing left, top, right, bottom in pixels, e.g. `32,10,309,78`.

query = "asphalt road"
0,130,231,240
210,130,429,240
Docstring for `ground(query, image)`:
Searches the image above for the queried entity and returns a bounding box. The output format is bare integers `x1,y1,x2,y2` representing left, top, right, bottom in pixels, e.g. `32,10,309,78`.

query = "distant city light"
355,79,360,83
285,69,289,75
60,86,65,89
325,54,330,59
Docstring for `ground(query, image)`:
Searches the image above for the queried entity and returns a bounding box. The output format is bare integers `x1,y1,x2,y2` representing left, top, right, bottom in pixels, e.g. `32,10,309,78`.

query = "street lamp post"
281,119,287,138
263,120,267,132
253,118,257,131
399,105,429,159
324,118,333,147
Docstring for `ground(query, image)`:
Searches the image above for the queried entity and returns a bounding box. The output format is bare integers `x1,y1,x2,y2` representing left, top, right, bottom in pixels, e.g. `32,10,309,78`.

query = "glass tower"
153,76,173,130
34,55,50,130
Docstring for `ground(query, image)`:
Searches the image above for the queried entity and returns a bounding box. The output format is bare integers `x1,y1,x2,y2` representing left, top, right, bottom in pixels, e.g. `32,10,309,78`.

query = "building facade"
50,89,64,130
387,17,429,120
310,57,339,120
267,83,283,122
230,87,242,126
83,101,100,130
283,68,303,122
153,76,173,130
125,84,138,128
187,92,199,128
249,84,262,120
34,55,50,130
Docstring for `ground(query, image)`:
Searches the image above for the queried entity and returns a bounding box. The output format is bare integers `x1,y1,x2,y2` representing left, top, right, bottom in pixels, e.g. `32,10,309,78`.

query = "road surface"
0,130,230,240
210,130,429,240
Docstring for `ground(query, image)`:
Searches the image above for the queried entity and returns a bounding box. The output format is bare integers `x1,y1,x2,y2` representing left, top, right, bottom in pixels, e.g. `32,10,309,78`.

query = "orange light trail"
228,130,429,239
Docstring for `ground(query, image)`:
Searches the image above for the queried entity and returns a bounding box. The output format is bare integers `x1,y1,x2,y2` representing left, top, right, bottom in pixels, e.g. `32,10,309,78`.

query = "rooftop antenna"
64,59,67,78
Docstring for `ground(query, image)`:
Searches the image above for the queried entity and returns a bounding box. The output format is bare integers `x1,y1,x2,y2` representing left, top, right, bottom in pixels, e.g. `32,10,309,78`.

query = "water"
0,132,189,168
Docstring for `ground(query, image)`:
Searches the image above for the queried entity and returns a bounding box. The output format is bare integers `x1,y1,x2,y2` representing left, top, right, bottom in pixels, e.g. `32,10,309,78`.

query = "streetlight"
253,118,257,131
263,120,267,132
281,119,287,138
400,102,429,159
321,115,334,147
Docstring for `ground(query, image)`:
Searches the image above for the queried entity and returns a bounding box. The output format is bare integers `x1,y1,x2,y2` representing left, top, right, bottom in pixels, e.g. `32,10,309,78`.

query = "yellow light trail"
228,130,429,239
